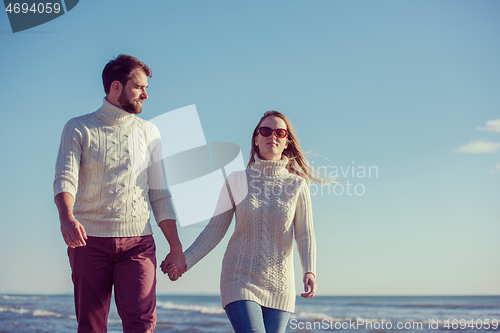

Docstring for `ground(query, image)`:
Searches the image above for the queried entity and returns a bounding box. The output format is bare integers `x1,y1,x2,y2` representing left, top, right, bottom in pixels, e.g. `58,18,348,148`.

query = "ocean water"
0,294,499,332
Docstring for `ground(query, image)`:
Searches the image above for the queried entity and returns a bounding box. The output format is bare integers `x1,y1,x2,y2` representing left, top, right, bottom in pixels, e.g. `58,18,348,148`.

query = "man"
54,54,186,333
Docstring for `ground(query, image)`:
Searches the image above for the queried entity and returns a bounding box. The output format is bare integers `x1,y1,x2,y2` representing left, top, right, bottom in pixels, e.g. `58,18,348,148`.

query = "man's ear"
110,80,122,94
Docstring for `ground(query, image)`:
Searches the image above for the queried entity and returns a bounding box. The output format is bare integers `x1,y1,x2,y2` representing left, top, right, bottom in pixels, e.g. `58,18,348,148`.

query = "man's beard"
118,89,142,114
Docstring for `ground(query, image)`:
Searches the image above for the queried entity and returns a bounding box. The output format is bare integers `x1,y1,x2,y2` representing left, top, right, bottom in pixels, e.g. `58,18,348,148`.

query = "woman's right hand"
160,252,187,281
160,262,179,280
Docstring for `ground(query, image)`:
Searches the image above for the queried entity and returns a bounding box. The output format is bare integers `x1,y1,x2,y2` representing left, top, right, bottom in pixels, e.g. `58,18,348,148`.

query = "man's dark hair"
102,54,152,94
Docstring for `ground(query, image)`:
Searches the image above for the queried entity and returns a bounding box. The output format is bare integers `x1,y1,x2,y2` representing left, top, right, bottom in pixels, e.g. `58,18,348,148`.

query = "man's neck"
105,96,123,110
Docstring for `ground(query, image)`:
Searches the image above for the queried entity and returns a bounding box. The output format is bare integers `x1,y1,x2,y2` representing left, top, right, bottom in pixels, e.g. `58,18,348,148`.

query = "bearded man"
54,54,186,333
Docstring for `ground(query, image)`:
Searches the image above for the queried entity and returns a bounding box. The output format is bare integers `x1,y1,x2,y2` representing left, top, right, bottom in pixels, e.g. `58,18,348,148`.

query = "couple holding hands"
55,54,319,333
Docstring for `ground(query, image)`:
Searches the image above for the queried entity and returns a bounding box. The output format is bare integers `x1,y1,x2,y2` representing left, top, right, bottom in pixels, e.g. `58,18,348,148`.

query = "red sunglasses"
258,127,288,139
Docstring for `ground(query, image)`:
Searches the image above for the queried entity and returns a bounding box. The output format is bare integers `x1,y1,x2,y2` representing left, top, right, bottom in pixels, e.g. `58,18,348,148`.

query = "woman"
162,111,318,333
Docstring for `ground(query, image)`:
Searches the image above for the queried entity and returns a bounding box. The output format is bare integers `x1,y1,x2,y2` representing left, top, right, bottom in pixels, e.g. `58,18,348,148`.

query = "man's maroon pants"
68,235,156,333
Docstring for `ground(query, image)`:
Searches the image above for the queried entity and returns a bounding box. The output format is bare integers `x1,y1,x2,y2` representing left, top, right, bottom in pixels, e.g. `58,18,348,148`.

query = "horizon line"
2,293,500,297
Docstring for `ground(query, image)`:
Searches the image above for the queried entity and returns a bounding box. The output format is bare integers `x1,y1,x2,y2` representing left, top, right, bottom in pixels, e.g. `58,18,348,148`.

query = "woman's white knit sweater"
53,98,176,237
184,155,316,313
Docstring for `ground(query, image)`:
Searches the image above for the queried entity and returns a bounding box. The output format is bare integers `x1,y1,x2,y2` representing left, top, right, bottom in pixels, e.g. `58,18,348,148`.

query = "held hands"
60,216,87,248
301,272,317,298
160,250,187,281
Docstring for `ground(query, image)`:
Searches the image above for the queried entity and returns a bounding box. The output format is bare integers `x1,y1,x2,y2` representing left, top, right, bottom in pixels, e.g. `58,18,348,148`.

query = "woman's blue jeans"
225,300,291,333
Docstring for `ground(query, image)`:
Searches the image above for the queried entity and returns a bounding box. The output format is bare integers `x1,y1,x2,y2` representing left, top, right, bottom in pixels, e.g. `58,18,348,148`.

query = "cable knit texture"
184,155,316,313
54,98,177,237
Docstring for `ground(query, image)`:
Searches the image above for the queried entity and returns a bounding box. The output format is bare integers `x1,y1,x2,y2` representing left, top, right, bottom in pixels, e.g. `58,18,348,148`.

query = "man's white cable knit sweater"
54,98,176,237
184,155,316,313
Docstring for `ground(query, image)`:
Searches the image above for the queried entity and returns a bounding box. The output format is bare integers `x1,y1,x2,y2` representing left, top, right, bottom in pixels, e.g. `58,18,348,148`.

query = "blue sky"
0,0,499,296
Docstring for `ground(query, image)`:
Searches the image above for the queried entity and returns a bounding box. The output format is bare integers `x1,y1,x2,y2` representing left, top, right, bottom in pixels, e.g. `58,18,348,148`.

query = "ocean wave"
1,295,47,301
0,306,76,320
157,301,225,315
33,309,64,317
347,302,499,310
0,307,31,314
404,303,499,309
293,312,339,321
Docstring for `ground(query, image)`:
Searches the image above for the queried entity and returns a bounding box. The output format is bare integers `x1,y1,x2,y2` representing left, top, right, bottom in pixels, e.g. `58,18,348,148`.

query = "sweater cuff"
302,252,316,277
151,197,177,225
183,249,199,271
54,180,77,199
184,251,193,271
304,267,316,277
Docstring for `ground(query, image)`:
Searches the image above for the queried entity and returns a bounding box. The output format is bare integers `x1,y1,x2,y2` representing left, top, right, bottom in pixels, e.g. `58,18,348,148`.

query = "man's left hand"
160,250,186,281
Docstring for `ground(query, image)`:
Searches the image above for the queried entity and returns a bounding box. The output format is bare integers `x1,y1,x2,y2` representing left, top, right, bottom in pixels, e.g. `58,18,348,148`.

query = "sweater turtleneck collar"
96,98,135,123
250,154,289,177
